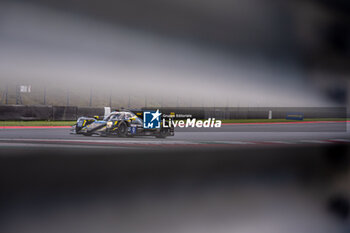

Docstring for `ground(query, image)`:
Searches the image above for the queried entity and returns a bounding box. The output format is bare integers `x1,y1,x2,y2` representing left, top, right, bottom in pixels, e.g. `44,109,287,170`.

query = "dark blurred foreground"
0,145,349,233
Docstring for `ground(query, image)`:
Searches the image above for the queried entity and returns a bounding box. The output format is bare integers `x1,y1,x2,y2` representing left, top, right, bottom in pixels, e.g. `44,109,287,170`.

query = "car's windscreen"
104,113,124,121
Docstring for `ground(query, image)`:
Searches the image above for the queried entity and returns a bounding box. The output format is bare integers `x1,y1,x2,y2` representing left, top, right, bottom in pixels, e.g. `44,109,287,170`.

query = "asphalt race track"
1,123,350,233
0,122,349,149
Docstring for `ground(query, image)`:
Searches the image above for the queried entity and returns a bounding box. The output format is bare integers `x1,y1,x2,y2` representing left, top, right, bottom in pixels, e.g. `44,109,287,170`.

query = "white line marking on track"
300,140,331,144
329,139,350,142
263,141,295,144
0,143,140,149
209,141,255,144
0,139,200,145
1,138,349,148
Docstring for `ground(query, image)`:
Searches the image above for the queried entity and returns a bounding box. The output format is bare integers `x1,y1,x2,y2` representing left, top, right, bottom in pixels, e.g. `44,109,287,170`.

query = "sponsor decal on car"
129,126,137,134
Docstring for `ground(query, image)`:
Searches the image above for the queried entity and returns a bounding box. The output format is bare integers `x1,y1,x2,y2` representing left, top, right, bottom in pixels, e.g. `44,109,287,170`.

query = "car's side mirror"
94,115,100,120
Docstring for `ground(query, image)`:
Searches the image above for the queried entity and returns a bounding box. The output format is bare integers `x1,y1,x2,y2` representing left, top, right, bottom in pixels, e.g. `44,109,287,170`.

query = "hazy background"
0,0,349,107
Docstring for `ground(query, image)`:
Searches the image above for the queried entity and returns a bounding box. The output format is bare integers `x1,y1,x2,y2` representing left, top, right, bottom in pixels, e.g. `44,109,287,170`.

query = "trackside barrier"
0,105,105,121
52,106,77,121
0,106,346,121
0,105,51,120
76,107,104,119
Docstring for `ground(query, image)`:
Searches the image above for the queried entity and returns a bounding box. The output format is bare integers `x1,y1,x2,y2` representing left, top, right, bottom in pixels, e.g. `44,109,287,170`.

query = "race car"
72,110,174,138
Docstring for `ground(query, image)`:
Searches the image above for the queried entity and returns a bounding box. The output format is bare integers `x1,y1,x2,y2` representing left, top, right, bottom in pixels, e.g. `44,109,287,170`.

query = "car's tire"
117,122,128,137
155,129,168,138
83,132,92,136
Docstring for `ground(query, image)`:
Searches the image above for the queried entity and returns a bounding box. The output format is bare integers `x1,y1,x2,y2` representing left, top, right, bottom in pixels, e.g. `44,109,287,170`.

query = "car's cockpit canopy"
103,111,141,122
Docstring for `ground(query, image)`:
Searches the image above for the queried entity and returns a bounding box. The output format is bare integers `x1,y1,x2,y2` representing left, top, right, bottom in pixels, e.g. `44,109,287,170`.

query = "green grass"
0,121,76,126
0,118,348,126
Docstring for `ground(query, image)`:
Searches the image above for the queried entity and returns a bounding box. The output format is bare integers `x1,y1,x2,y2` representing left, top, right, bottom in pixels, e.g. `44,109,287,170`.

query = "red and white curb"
0,138,349,148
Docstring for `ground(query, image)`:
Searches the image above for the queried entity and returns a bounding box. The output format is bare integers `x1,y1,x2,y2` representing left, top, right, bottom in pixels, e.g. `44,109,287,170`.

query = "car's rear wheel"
155,128,168,138
117,122,128,137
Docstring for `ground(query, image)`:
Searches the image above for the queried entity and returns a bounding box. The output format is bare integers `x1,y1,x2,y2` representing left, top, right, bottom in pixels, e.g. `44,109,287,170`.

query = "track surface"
0,122,349,149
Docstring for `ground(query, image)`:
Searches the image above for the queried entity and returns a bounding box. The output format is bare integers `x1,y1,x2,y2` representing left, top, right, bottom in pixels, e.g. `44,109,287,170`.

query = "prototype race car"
72,110,174,138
